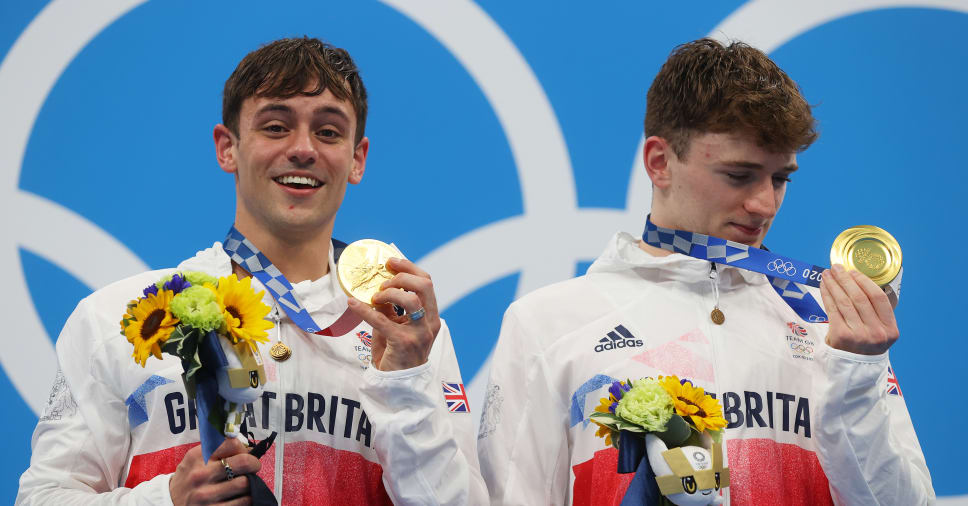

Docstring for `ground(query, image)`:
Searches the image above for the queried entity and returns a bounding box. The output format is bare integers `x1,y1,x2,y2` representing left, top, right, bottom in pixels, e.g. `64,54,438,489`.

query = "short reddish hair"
645,38,817,158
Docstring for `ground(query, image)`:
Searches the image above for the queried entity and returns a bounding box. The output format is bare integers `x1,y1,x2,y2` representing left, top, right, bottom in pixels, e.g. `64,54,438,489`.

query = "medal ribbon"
223,226,356,334
642,217,828,323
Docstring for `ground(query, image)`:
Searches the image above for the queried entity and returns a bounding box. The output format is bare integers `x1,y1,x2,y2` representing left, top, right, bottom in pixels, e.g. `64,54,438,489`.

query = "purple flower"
608,401,618,414
608,381,631,401
142,284,158,297
164,273,191,294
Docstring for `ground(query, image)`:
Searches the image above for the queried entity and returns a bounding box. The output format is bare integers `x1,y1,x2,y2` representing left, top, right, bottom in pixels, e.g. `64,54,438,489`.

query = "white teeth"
275,175,321,187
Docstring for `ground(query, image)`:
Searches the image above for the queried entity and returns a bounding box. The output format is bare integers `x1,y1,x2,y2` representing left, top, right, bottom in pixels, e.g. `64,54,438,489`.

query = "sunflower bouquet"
590,375,726,447
120,271,274,461
120,271,273,370
590,376,729,505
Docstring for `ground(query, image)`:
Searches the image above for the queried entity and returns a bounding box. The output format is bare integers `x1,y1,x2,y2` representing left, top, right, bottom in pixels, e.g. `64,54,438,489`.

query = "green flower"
615,378,675,431
170,285,223,332
182,271,217,288
155,271,217,291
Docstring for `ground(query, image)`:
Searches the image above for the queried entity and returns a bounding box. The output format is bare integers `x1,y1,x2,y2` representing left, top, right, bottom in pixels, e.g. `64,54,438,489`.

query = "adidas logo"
594,324,644,352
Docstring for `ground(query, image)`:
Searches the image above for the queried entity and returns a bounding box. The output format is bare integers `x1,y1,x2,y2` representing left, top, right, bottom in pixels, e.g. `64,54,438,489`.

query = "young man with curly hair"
478,38,933,504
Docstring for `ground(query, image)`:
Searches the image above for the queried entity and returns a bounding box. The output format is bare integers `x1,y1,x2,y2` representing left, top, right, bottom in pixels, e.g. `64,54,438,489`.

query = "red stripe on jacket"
125,440,392,504
571,438,832,505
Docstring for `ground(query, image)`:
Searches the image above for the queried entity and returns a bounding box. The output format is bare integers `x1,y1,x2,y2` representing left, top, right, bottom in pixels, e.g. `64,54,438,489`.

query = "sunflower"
212,274,273,352
594,394,617,415
122,290,180,366
658,375,727,433
591,419,615,447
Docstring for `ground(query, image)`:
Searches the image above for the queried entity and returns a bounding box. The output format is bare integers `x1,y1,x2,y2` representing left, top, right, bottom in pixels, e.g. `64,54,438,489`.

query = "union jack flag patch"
886,366,902,397
786,322,808,337
357,330,372,348
442,382,470,413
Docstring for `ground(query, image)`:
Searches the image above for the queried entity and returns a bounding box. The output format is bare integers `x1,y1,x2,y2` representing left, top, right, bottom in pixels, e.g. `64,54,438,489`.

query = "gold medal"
710,307,725,325
337,239,406,305
269,341,292,361
830,225,902,287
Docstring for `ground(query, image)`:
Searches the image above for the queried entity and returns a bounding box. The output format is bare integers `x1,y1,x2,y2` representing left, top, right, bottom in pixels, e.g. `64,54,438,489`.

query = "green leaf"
590,412,622,423
160,325,189,356
159,326,204,399
681,430,706,448
655,414,692,447
615,421,646,433
709,428,723,444
589,418,620,433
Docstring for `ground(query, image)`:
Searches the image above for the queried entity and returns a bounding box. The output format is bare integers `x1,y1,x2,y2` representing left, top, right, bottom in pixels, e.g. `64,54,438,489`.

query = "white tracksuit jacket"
17,243,487,505
477,232,933,505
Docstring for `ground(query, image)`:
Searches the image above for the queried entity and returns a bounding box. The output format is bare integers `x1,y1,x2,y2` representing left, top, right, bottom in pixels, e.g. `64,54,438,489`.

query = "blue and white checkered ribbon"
223,226,326,333
642,217,828,323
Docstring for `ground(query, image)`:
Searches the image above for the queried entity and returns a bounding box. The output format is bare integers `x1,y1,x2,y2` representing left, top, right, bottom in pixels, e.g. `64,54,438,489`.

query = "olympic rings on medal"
789,343,814,354
767,258,797,276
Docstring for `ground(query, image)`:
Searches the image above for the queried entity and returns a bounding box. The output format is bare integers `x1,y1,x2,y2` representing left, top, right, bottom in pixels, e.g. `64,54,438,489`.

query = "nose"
744,179,779,218
287,128,317,167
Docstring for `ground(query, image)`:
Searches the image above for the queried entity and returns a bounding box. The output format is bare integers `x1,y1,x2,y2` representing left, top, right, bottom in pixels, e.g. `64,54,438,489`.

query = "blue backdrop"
2,1,966,502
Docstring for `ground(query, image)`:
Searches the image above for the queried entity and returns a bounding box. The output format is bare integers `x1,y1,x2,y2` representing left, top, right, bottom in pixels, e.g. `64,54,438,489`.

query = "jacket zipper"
709,263,720,312
271,306,285,499
705,262,730,504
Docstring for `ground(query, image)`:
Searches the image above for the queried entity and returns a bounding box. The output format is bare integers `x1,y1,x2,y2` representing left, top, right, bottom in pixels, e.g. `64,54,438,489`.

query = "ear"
214,124,239,174
348,136,369,185
643,135,675,190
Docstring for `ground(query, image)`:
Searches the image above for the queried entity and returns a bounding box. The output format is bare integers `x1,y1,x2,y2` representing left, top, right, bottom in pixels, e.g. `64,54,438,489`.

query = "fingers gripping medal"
337,239,406,305
830,225,903,306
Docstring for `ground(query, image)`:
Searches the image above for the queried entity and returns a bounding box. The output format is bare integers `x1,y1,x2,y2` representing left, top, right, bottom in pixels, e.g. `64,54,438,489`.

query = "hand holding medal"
338,239,442,371
821,226,902,355
642,217,904,356
829,225,903,307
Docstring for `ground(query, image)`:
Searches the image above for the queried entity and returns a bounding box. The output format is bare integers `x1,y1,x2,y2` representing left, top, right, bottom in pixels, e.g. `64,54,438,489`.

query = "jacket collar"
588,232,768,288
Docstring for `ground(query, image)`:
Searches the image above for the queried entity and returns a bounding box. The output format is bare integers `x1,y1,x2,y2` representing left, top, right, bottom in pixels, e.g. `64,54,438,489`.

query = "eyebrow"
721,160,799,172
254,103,351,123
314,105,351,123
255,103,293,116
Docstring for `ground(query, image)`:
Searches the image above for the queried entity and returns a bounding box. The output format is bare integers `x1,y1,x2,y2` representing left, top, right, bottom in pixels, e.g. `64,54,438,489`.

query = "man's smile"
273,174,323,189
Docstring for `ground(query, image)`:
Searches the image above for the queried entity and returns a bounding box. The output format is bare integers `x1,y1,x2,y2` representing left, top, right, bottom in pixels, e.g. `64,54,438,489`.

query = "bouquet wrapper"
195,332,278,505
195,331,229,463
617,415,690,506
193,365,224,464
617,430,662,506
195,369,277,505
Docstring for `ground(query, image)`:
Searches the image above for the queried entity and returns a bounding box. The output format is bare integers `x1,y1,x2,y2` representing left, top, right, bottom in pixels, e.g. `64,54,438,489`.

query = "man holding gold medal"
17,38,486,504
478,38,933,504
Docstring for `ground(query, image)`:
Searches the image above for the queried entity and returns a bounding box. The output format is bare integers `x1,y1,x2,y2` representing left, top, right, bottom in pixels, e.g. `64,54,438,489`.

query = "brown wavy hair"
222,37,368,144
645,38,817,159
